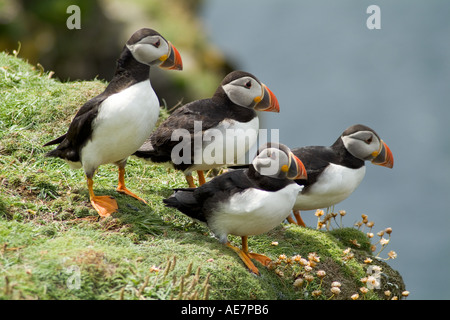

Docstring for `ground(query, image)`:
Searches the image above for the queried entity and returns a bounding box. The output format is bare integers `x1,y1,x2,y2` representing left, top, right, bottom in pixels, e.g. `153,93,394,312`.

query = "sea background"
200,0,450,300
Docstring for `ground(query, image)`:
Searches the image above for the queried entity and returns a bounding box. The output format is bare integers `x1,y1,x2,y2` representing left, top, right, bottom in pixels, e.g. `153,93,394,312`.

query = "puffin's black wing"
134,98,241,163
163,169,253,222
291,146,336,188
164,165,291,221
43,94,107,162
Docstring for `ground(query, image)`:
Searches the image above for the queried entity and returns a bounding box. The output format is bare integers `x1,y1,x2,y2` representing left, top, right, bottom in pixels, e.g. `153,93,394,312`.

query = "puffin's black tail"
133,139,170,163
44,149,60,158
226,164,250,170
163,189,206,222
133,139,153,157
42,136,80,163
133,149,156,160
43,134,66,148
43,134,68,159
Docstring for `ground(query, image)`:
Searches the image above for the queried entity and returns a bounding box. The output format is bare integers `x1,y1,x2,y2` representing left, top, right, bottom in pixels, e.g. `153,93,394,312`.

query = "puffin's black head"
252,142,307,180
218,71,280,112
125,28,183,70
341,124,394,168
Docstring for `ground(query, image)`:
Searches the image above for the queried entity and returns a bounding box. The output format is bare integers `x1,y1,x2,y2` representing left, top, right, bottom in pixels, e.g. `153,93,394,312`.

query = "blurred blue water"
201,0,450,300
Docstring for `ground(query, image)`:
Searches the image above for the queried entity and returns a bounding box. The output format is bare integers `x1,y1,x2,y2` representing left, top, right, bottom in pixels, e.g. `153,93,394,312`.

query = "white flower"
316,270,326,278
299,258,308,266
364,257,373,264
308,252,320,263
367,276,380,288
351,293,359,300
331,281,342,288
388,251,398,259
343,247,351,255
305,274,314,282
330,287,341,295
312,290,322,297
315,209,324,217
371,265,382,272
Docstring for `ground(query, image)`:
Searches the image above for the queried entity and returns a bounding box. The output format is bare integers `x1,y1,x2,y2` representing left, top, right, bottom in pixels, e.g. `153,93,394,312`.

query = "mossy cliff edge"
0,52,406,300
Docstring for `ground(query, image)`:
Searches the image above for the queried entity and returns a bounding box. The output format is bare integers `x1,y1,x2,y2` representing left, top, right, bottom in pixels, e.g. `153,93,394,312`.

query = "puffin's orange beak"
253,83,280,113
371,140,394,169
287,154,307,180
159,42,183,70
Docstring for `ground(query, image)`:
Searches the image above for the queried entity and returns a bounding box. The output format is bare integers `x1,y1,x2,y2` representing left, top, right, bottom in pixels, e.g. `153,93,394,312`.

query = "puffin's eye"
365,137,373,144
153,39,161,48
245,81,252,89
264,149,274,158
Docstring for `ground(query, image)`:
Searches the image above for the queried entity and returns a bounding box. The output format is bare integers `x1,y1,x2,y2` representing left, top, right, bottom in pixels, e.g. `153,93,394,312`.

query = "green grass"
0,52,406,300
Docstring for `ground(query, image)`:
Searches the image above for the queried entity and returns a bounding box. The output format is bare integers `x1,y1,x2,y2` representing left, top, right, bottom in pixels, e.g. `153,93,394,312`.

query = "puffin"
43,28,183,217
287,124,394,226
163,143,307,275
133,71,280,188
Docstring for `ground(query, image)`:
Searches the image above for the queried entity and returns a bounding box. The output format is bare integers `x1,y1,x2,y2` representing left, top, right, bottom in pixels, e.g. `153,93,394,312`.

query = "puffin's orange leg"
287,215,297,224
293,210,306,227
185,175,197,188
242,236,272,267
226,240,260,275
197,171,206,185
87,177,118,217
116,167,147,203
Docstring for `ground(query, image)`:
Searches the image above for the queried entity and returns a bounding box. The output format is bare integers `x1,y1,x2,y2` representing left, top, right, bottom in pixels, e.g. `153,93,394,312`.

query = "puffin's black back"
163,169,252,222
292,137,364,189
163,166,294,222
43,94,108,161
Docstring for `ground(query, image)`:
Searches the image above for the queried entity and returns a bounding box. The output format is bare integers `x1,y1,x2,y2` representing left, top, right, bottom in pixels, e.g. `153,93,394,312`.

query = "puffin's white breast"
188,117,259,172
293,163,366,211
209,183,302,242
81,80,159,171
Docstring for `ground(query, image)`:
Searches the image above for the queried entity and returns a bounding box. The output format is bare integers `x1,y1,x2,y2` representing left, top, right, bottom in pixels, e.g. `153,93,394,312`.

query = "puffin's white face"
252,147,307,180
126,35,182,70
222,76,265,108
127,35,169,65
340,125,394,168
342,130,383,161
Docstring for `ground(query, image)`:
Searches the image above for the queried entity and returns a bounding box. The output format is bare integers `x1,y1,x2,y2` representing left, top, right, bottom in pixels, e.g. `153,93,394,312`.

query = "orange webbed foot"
117,167,147,204
90,195,119,217
226,242,260,275
116,185,147,204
